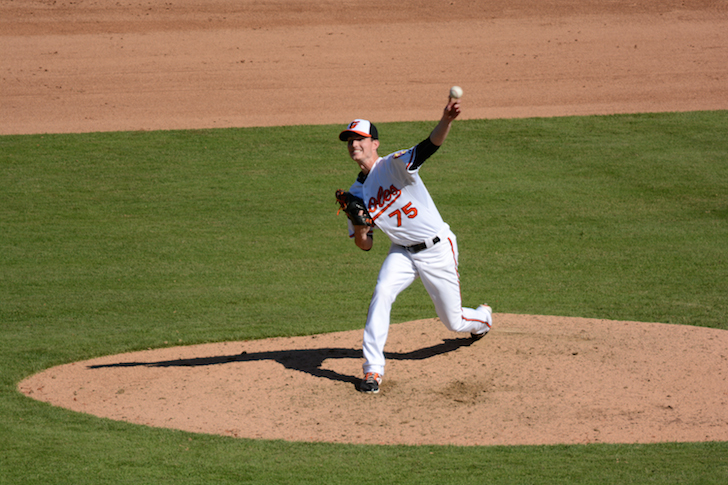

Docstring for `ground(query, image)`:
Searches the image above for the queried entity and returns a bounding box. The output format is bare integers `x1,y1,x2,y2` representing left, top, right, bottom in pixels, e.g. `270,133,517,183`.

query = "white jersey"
348,145,447,247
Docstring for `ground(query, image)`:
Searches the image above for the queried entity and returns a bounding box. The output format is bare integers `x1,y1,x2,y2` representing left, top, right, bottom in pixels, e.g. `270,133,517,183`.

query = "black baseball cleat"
360,372,381,394
470,330,489,341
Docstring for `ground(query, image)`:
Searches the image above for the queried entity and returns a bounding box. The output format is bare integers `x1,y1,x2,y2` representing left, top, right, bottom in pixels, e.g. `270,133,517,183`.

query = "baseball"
449,85,463,99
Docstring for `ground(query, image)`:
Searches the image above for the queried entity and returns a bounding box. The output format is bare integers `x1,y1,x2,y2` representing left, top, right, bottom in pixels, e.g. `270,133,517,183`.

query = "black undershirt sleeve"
409,137,440,171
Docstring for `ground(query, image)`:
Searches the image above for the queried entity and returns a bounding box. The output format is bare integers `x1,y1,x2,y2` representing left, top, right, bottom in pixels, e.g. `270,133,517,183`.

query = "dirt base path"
2,1,726,135
7,1,728,446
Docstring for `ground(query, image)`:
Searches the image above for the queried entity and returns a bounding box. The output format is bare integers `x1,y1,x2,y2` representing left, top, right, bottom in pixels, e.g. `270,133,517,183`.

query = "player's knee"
440,315,468,333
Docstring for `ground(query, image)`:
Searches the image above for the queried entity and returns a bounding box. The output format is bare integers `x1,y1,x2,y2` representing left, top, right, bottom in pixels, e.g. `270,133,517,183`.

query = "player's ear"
372,139,380,151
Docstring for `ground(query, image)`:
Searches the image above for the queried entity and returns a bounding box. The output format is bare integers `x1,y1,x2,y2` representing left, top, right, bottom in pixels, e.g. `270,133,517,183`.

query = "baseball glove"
335,189,373,226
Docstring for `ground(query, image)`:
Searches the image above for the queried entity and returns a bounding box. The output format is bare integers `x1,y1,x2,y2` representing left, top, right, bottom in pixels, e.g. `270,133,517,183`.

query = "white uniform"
347,143,492,377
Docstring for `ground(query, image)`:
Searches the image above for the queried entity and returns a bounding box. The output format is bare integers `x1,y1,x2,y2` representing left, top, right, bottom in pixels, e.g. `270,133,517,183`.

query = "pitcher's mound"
19,314,728,446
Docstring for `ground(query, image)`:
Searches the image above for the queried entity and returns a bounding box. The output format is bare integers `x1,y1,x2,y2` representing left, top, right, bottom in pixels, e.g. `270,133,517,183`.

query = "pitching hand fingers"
444,99,461,119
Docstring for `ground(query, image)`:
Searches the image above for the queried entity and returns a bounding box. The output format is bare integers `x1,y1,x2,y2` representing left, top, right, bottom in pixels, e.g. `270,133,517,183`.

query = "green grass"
1,111,727,484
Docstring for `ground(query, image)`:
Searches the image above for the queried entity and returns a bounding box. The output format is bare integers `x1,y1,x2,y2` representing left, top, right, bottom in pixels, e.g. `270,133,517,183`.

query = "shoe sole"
470,331,489,341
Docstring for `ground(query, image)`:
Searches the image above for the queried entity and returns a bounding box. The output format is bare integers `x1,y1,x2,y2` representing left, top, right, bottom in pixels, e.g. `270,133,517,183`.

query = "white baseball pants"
362,229,491,376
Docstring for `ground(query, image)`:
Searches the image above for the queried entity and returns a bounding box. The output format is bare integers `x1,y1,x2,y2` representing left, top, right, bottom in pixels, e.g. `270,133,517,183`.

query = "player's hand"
443,98,461,122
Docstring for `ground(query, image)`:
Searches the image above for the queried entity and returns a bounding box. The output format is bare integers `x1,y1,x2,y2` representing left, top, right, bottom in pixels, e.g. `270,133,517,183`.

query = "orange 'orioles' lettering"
368,185,401,214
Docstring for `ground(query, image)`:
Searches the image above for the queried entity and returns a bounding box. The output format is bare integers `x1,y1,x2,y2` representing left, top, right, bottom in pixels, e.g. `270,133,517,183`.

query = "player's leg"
362,244,417,377
417,232,491,335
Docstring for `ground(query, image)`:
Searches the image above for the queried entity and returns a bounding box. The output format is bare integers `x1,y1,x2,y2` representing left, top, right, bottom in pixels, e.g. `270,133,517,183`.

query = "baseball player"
336,97,492,394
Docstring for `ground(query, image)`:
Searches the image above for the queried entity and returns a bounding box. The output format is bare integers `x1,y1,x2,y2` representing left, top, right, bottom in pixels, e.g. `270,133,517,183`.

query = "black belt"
404,236,440,254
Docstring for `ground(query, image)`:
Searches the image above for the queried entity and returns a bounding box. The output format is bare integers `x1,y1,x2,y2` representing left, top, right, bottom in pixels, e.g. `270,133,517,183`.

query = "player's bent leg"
437,301,491,336
418,234,491,335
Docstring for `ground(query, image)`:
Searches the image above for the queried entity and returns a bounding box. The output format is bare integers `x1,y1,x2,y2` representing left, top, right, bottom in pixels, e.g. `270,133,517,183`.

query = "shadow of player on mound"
88,337,477,388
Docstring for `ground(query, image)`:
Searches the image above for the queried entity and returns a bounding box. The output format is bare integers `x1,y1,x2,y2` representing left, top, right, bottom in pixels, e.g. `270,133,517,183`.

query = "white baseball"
449,85,463,99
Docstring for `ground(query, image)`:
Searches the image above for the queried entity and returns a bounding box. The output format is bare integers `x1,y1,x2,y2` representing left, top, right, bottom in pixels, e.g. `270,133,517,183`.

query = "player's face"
347,135,379,169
